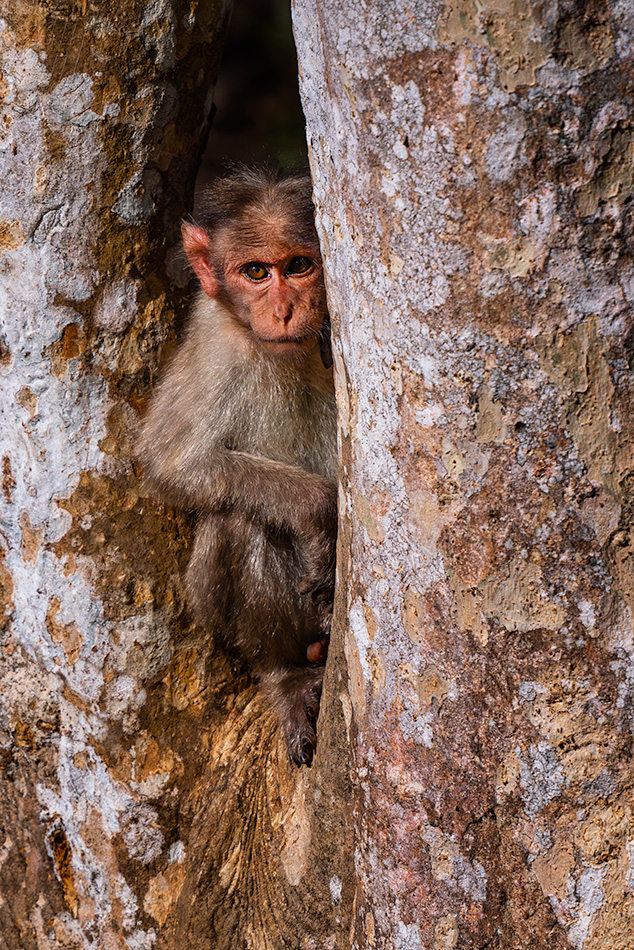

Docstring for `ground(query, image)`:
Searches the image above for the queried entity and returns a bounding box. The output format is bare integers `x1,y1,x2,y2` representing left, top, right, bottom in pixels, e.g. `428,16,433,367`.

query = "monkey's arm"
144,445,335,527
143,445,336,598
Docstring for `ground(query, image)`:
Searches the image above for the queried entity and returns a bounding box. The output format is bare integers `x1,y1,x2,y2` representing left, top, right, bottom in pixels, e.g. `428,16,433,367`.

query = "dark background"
196,0,308,199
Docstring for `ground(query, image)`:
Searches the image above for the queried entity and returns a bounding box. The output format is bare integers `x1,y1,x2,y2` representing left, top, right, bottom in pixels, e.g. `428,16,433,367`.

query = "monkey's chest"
227,382,337,477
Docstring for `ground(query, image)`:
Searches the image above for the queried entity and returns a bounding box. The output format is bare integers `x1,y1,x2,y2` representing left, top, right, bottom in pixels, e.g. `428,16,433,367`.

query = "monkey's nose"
272,306,293,325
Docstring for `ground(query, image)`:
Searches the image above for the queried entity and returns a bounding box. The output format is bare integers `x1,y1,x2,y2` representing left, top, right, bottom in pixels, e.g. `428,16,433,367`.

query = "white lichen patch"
422,824,487,902
0,26,166,945
519,742,567,818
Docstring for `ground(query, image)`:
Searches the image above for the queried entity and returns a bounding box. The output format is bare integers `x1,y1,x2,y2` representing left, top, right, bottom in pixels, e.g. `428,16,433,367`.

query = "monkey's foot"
261,666,324,768
283,681,321,767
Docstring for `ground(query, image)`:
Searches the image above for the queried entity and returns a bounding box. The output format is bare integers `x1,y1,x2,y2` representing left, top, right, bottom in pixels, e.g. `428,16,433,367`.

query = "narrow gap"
196,0,308,203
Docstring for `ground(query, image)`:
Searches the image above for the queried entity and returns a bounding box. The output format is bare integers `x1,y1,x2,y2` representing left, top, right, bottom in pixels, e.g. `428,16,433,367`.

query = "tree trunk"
0,2,233,946
294,0,634,947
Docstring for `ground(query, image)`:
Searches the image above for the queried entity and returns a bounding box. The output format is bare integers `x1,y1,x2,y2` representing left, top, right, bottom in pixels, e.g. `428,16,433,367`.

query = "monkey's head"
183,169,328,361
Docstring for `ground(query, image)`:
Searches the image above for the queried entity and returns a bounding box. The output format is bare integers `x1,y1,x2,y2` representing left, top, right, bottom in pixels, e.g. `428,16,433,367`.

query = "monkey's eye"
244,263,269,281
286,257,313,275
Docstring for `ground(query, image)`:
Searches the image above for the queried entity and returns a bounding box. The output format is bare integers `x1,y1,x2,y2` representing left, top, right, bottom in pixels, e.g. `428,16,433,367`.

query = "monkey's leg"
261,665,324,767
185,513,235,631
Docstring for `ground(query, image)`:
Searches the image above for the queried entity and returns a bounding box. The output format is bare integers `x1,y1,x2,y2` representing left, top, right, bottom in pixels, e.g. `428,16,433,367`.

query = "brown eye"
244,263,269,281
286,256,312,275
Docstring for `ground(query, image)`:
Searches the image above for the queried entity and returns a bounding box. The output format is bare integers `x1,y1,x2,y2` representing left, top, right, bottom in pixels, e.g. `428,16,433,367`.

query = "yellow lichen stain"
16,385,39,418
424,826,458,881
367,650,385,694
363,604,378,641
608,529,634,619
0,218,24,258
47,322,88,379
440,438,466,484
452,585,489,645
576,127,634,219
418,665,451,708
18,511,44,564
485,235,537,277
46,597,83,665
33,163,49,195
567,322,616,492
495,751,522,802
73,750,89,770
355,491,386,543
333,346,351,437
99,401,137,460
365,910,376,946
539,315,629,495
162,648,205,712
131,577,154,608
439,0,547,91
523,687,617,792
409,488,463,564
389,359,404,395
579,490,620,547
345,624,367,713
576,804,632,863
402,588,424,642
531,838,574,901
133,733,182,788
433,914,459,950
13,719,36,751
536,321,589,393
476,386,507,442
481,559,564,632
144,861,187,926
0,549,14,632
398,662,420,705
449,526,494,587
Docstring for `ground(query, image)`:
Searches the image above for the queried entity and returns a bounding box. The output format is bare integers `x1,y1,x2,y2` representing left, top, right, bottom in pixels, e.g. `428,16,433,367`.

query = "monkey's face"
222,246,327,357
182,220,328,359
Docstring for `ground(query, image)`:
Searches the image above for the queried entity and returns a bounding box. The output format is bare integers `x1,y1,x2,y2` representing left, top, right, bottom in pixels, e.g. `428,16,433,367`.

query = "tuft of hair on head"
196,166,320,250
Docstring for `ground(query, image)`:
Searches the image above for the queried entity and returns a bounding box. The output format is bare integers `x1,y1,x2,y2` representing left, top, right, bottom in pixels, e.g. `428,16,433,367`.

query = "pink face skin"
182,223,327,358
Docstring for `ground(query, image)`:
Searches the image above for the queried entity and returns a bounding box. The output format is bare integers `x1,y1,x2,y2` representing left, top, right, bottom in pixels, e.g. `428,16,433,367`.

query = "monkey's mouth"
258,334,316,348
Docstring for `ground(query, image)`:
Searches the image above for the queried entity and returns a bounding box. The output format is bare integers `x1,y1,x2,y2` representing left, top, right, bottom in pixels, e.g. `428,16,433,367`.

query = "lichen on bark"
294,0,634,946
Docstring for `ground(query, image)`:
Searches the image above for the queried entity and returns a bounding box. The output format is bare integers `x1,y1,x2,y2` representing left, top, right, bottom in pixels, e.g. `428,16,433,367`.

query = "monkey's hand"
298,482,337,603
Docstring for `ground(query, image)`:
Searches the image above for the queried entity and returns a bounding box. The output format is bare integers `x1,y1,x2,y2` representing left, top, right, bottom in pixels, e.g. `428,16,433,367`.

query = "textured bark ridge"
294,0,634,947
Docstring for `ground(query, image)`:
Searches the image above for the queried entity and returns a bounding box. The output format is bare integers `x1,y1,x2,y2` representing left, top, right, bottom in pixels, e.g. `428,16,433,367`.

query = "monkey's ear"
181,223,220,297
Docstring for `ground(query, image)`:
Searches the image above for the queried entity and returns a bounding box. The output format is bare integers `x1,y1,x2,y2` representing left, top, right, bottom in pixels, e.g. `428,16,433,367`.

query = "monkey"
138,169,337,766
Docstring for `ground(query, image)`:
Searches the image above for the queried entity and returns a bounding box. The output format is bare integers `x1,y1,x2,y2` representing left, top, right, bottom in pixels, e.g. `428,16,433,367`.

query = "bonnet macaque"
139,169,337,766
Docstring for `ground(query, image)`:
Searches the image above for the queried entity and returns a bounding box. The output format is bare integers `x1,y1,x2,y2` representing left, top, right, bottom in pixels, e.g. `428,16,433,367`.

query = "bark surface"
0,2,238,947
294,0,634,947
0,4,355,949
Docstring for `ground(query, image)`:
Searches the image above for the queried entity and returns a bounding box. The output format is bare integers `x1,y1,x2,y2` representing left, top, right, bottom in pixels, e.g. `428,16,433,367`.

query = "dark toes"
299,738,314,766
287,731,316,768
